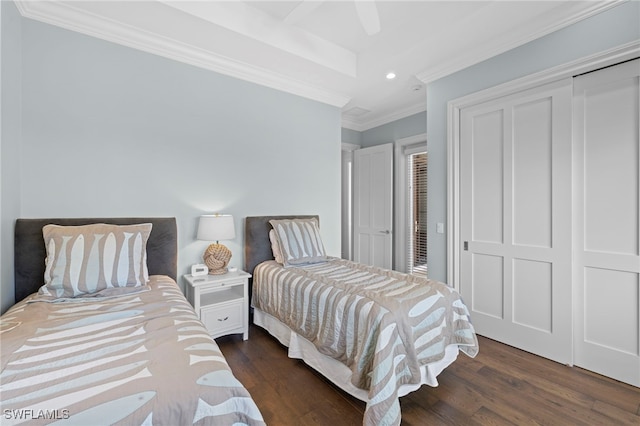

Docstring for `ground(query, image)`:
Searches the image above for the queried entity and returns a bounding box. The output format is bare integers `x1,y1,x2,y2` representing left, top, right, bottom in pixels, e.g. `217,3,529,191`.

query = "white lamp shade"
197,215,236,241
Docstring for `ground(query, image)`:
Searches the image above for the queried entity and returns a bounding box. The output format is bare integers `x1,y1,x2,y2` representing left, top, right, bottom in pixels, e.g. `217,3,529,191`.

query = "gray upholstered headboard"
14,217,178,303
244,215,319,276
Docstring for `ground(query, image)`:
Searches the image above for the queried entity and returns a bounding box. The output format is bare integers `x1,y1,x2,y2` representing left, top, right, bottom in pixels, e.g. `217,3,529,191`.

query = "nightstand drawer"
191,277,245,291
200,299,244,337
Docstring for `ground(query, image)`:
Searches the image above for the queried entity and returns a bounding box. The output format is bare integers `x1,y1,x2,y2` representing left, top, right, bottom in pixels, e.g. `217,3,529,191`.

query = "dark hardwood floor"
216,324,640,425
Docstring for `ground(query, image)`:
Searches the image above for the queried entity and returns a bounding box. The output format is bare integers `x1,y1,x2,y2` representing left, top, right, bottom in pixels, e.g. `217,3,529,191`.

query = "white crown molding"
340,117,365,132
342,101,426,132
416,1,623,84
14,0,351,108
159,0,357,78
341,142,360,151
448,39,640,111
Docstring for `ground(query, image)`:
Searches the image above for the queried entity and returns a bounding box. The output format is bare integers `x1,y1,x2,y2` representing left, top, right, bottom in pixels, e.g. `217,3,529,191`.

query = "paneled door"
353,143,393,269
459,79,573,364
573,59,640,387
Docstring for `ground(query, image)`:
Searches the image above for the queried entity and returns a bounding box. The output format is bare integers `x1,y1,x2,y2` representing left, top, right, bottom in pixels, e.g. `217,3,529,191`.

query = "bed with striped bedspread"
252,257,479,426
0,276,264,425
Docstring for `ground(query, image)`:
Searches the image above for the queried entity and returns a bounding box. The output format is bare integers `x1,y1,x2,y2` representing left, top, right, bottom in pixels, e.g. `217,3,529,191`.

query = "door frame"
394,133,427,273
341,142,360,261
447,40,640,290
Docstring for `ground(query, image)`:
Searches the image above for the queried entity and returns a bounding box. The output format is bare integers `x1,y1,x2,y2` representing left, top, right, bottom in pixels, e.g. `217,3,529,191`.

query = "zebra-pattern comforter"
252,258,479,426
0,276,265,425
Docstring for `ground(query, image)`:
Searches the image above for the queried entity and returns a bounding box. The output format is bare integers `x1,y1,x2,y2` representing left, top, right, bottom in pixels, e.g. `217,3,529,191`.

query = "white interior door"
353,143,393,269
459,79,573,364
573,59,640,387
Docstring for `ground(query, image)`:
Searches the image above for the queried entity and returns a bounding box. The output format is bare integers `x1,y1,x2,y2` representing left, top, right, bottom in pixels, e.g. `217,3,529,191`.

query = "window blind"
407,151,428,276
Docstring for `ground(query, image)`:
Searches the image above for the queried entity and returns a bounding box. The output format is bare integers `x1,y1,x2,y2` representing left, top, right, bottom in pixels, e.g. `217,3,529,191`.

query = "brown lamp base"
203,243,232,276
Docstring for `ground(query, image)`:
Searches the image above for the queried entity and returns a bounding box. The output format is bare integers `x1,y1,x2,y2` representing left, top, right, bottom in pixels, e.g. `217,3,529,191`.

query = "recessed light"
386,72,396,80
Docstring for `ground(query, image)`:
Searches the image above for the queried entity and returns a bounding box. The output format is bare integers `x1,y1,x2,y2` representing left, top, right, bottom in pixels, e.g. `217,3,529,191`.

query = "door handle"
464,241,468,251
379,230,390,234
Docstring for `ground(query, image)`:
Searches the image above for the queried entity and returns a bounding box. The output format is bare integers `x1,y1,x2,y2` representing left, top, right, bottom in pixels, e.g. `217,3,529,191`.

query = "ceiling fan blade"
354,0,380,35
284,0,325,26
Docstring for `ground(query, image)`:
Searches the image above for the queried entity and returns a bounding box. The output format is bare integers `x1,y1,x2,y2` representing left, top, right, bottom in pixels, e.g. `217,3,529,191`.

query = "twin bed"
1,217,264,425
2,215,478,426
245,216,479,426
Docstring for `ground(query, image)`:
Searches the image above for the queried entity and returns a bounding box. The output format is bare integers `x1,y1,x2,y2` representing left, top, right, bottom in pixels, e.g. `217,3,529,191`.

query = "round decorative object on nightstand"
203,243,232,275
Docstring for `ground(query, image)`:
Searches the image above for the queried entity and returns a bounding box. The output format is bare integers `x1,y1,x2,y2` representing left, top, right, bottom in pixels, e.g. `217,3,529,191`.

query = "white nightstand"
184,270,251,340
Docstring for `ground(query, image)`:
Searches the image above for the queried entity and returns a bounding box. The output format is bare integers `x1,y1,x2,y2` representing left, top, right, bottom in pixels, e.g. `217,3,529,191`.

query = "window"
407,151,427,276
394,135,427,275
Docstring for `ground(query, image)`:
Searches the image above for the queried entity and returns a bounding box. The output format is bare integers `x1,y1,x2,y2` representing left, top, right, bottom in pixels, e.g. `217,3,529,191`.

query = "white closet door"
573,59,640,387
459,79,573,364
353,143,393,269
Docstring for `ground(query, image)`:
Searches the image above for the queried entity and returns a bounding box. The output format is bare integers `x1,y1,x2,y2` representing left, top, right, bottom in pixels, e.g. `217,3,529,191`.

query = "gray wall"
341,127,362,146
1,8,341,313
426,1,640,282
1,1,23,313
360,111,426,148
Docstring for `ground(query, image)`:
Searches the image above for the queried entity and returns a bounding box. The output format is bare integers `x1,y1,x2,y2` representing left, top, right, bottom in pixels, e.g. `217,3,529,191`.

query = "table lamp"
197,214,235,275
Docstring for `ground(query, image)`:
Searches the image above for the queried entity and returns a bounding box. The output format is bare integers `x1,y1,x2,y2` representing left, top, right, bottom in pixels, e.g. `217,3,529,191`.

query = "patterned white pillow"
39,223,152,298
269,229,285,264
269,218,326,267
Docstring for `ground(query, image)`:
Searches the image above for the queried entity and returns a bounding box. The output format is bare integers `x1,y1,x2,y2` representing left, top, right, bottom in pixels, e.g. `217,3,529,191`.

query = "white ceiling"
15,1,619,131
